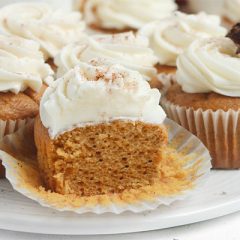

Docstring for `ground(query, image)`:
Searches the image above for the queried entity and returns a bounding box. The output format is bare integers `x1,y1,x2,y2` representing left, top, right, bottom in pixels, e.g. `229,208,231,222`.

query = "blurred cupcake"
54,32,159,86
0,2,87,69
138,12,227,89
162,36,240,169
187,0,224,14
222,0,240,28
0,35,53,176
83,0,177,33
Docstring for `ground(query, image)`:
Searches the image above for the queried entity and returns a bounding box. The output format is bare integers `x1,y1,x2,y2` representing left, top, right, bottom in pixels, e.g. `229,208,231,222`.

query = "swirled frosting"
84,0,177,30
176,37,240,97
0,2,86,59
54,32,158,80
40,60,166,138
0,35,53,94
138,12,227,66
223,0,240,23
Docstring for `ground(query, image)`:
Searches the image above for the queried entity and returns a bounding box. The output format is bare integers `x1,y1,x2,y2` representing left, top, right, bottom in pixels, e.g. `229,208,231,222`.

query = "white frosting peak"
176,37,240,97
0,2,86,59
54,32,158,80
0,35,53,94
40,60,166,138
84,0,177,30
138,12,227,66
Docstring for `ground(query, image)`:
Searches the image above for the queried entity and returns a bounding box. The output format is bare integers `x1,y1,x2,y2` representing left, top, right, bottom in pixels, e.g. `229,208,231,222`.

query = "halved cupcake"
54,32,159,87
35,59,170,197
0,35,53,177
82,0,177,34
138,12,227,89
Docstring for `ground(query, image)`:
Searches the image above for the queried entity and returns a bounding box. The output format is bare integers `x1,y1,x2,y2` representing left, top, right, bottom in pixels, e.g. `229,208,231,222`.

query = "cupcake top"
0,35,53,94
138,12,227,66
0,2,86,59
223,0,240,23
55,32,158,80
176,37,240,97
40,59,166,138
83,0,177,30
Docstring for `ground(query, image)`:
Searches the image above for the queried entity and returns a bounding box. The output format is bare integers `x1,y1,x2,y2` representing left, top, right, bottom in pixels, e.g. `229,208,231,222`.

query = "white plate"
1,170,240,235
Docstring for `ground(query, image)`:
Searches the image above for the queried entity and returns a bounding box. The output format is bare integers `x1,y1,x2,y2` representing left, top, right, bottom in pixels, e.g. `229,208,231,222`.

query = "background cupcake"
162,36,240,169
54,32,159,85
0,2,87,69
0,35,53,177
138,12,227,89
83,0,177,33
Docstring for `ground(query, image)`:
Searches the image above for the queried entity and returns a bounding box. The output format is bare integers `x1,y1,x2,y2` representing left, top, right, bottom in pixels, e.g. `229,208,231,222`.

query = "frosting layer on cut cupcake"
40,60,166,138
223,0,240,23
55,32,158,80
176,37,240,97
138,12,227,66
84,0,177,30
0,2,86,59
0,35,53,94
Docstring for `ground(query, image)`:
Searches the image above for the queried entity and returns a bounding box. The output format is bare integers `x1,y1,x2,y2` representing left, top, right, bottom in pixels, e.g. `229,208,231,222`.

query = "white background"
1,211,240,240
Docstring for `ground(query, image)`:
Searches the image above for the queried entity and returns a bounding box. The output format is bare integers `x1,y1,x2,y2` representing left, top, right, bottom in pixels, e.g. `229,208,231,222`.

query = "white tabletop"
0,211,240,240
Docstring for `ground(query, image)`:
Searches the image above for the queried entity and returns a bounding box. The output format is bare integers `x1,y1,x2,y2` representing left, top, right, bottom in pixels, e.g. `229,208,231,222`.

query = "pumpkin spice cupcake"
54,32,159,86
83,0,177,34
35,60,170,198
0,35,53,177
138,12,227,89
162,34,240,169
0,2,87,68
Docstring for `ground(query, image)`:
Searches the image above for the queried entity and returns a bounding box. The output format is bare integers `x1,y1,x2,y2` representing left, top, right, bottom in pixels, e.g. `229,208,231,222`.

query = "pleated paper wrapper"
0,118,211,214
162,98,240,169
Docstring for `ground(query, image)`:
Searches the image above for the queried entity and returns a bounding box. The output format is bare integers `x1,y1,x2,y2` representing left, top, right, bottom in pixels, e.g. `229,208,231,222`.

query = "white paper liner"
0,118,34,177
162,98,240,169
157,72,176,92
0,119,211,214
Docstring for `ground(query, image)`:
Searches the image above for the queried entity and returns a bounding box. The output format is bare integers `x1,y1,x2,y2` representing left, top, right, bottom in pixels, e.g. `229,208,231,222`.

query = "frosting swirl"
223,0,240,23
138,12,227,66
176,37,240,97
0,35,53,94
41,60,166,138
55,32,158,80
84,0,177,30
0,2,86,59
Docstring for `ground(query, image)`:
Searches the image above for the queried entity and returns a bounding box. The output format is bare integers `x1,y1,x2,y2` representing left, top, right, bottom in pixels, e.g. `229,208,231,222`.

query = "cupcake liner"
162,98,240,169
0,119,211,214
0,118,34,178
157,73,176,92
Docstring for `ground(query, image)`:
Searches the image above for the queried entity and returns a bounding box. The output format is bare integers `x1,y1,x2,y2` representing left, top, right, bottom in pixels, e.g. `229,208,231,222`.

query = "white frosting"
40,60,166,138
223,0,240,23
176,37,240,97
138,12,227,66
0,2,86,59
55,32,158,80
0,35,53,94
84,0,177,30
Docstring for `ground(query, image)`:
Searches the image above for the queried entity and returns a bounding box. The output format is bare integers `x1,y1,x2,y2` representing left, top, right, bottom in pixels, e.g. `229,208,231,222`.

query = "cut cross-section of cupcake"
35,60,167,196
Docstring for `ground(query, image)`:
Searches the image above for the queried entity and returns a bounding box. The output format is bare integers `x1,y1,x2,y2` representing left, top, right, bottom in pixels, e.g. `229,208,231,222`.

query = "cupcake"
83,0,177,33
54,32,159,86
222,0,240,28
0,34,53,177
162,35,240,169
0,2,87,67
138,12,227,89
35,60,170,197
